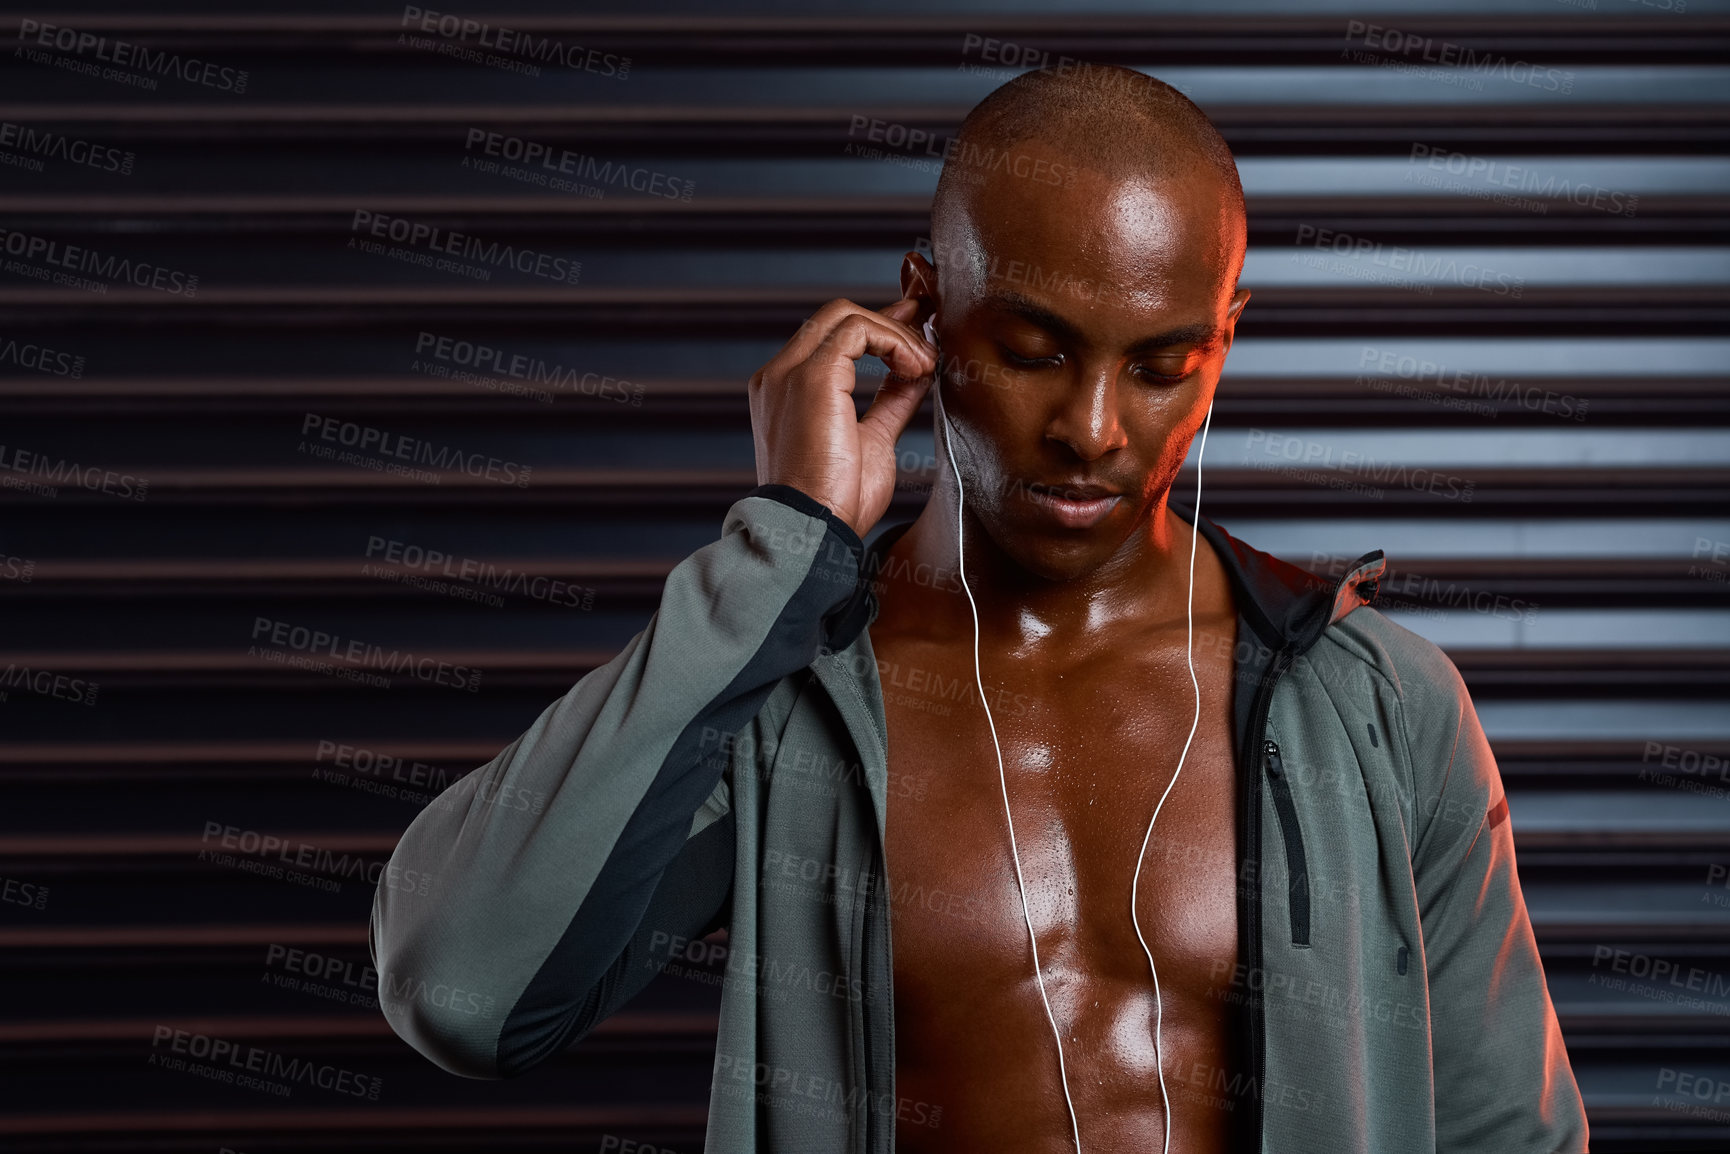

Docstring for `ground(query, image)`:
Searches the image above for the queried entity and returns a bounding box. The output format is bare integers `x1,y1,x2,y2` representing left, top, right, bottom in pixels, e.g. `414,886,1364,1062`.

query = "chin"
985,503,1137,583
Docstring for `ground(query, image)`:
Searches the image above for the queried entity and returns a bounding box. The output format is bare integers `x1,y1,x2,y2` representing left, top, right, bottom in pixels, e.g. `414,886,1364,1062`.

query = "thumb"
857,368,932,451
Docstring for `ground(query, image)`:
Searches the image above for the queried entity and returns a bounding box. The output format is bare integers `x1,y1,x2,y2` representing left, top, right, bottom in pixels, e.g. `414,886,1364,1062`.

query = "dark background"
1,0,1727,1150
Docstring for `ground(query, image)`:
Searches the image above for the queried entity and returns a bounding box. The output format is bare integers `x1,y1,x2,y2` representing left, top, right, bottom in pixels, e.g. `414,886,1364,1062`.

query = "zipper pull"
1264,738,1283,778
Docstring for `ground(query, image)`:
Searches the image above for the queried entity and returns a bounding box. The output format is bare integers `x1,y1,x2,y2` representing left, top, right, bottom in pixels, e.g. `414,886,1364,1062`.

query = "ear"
900,250,939,328
1220,287,1251,354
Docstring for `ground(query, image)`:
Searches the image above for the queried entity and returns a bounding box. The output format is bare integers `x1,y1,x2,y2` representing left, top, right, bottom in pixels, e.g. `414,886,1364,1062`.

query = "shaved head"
896,61,1253,584
931,65,1246,303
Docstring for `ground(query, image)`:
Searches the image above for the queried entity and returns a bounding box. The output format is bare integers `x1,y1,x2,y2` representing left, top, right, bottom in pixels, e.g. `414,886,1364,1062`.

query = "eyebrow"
980,289,1223,354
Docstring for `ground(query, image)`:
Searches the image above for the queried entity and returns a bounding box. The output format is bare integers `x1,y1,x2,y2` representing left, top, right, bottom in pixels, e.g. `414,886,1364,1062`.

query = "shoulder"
1308,604,1469,714
1309,606,1500,855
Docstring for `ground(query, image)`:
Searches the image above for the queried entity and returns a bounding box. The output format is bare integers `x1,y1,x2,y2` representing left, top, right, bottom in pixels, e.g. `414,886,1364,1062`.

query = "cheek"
1124,399,1203,490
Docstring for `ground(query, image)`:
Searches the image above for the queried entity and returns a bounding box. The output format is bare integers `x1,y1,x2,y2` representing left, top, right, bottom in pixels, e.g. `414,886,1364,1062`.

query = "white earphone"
927,312,1214,1154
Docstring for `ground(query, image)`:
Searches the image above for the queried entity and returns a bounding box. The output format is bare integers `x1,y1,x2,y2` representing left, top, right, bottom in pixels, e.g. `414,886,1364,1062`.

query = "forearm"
370,486,868,1077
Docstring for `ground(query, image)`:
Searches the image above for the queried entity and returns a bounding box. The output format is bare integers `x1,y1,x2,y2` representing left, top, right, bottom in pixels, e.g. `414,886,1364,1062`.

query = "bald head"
896,63,1253,582
931,64,1246,302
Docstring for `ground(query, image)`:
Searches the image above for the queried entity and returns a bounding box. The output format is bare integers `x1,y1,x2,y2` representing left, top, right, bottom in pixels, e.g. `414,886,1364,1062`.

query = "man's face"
907,139,1249,583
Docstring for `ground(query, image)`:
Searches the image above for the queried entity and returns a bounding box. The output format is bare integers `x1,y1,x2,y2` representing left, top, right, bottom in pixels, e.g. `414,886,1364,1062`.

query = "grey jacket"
370,483,1589,1153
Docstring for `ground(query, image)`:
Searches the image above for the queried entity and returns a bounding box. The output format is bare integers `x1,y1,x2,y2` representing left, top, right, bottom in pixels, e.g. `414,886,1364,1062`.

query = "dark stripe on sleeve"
496,506,862,1076
551,809,736,1052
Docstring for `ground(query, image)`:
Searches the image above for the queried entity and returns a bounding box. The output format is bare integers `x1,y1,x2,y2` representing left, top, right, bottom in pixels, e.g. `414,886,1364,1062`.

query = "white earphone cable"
1130,398,1214,1154
939,381,1087,1154
932,317,1213,1154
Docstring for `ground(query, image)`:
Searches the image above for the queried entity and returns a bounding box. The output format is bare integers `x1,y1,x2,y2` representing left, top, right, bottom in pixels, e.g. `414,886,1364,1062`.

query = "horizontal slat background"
1,1,1727,1150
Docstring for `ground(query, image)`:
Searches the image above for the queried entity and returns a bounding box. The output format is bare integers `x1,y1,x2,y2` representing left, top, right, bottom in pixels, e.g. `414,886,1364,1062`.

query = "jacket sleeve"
1404,641,1589,1153
369,484,873,1079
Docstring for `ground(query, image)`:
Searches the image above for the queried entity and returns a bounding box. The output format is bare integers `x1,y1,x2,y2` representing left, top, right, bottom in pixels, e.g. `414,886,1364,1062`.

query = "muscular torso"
871,521,1242,1153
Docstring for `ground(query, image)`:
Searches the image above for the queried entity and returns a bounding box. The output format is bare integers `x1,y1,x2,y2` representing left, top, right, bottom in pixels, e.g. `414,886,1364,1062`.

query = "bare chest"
873,612,1243,1151
875,618,1241,990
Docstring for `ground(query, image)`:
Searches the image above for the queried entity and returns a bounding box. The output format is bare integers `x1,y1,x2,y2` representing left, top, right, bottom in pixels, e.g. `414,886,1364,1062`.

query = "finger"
882,294,936,338
786,299,928,364
792,298,929,364
858,366,934,450
877,297,918,324
853,297,932,361
759,298,868,381
805,312,935,388
876,296,936,355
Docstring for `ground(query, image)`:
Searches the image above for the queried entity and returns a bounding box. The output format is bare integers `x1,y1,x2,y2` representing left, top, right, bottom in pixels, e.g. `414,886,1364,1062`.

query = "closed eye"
1133,364,1192,385
998,345,1063,369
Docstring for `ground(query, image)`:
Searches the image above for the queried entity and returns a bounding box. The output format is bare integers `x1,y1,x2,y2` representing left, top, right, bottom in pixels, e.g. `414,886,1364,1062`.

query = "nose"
1045,363,1128,461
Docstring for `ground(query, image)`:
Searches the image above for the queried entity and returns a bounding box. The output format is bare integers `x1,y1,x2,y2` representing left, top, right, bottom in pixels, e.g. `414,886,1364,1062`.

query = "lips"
1033,481,1119,502
1021,480,1123,529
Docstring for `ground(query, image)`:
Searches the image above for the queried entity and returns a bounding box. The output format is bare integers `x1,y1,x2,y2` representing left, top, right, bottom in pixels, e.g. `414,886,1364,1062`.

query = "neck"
879,476,1205,648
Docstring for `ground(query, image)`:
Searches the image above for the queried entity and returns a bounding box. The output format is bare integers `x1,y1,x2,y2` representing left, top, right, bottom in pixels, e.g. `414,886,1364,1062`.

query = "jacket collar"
852,502,1386,659
815,500,1385,860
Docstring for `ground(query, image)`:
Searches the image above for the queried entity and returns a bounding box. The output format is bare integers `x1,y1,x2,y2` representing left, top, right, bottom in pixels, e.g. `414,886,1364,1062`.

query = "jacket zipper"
1240,646,1293,1154
862,874,890,1154
1262,739,1311,947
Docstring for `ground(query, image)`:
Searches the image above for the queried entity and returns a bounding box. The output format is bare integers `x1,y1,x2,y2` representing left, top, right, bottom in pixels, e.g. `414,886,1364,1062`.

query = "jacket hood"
846,499,1386,661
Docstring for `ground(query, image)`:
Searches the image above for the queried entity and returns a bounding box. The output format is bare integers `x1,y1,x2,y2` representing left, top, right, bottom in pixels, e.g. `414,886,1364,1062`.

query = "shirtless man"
373,64,1587,1154
857,72,1248,1151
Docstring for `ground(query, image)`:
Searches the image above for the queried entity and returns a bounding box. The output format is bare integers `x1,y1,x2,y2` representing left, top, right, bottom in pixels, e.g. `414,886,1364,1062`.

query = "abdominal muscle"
873,519,1244,1153
891,956,1238,1153
880,690,1243,1154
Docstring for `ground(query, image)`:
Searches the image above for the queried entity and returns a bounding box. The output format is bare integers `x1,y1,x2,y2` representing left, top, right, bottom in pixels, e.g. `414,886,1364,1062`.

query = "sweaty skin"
869,135,1252,1152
